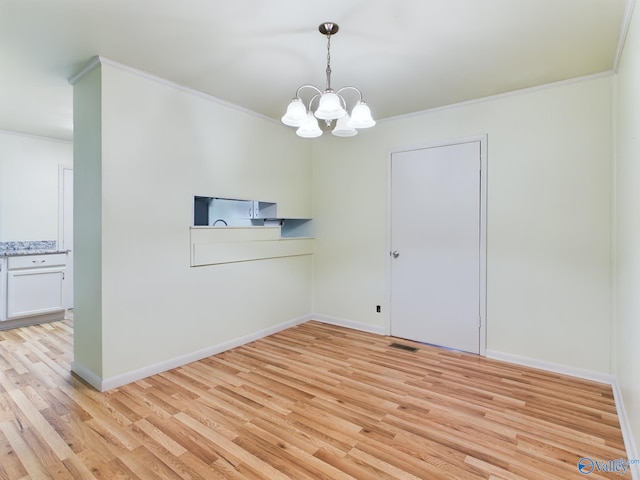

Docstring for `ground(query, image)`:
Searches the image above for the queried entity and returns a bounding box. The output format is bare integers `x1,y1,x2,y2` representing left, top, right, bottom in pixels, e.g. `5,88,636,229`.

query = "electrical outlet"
376,305,381,313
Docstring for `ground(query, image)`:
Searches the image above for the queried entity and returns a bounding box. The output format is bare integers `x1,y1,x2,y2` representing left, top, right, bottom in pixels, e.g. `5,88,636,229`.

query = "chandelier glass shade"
296,112,323,138
331,114,358,137
281,23,375,138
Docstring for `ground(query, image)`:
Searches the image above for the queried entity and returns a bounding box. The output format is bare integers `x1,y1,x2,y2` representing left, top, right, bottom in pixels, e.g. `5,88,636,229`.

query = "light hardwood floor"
0,319,628,479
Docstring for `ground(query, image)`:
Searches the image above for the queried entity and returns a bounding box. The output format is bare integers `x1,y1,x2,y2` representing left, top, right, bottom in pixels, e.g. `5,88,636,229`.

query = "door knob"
392,250,400,258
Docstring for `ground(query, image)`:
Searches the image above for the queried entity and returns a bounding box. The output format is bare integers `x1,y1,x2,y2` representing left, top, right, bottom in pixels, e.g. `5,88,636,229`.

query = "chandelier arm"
308,93,322,110
336,86,364,103
295,84,323,98
336,93,347,110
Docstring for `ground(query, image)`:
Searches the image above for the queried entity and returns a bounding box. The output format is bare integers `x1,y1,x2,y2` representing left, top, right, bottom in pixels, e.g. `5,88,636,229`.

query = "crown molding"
0,128,72,144
613,0,637,72
67,55,102,85
68,56,279,125
379,70,615,124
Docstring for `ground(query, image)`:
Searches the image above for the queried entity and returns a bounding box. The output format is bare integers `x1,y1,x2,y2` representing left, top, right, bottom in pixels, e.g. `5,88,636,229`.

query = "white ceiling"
0,0,631,141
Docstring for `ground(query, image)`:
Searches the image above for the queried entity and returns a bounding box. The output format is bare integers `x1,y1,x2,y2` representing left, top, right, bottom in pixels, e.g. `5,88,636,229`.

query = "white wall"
73,59,313,384
0,131,72,242
614,0,640,458
73,66,103,377
70,48,635,453
313,76,613,374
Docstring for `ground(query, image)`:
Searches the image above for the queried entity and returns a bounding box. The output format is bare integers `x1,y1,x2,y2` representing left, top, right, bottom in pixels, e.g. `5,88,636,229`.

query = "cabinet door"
6,267,65,319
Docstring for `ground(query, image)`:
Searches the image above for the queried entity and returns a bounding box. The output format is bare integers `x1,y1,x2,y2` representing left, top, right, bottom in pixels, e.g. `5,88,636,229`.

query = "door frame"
58,165,74,309
385,135,488,356
58,165,73,250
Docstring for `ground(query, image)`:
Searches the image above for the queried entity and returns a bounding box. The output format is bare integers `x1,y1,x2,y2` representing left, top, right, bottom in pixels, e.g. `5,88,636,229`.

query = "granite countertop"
0,241,69,257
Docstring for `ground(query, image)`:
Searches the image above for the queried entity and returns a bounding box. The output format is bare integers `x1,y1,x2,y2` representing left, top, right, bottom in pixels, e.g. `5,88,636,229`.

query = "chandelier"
281,22,376,138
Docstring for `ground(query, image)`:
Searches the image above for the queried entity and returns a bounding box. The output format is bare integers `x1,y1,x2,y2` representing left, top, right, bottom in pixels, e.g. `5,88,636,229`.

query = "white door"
390,141,482,354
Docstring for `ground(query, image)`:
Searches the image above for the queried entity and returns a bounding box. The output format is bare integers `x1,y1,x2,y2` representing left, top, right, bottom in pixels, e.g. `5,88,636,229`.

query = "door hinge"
478,316,482,328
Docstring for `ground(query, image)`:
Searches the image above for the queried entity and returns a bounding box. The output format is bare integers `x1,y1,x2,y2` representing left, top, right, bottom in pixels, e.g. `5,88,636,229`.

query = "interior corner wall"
312,76,613,374
614,0,640,456
74,60,313,384
0,131,72,242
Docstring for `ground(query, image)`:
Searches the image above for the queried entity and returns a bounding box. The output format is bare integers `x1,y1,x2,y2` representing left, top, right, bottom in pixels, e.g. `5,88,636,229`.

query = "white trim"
487,349,638,478
613,0,637,72
69,56,279,125
611,77,619,376
67,58,621,131
478,136,488,356
68,60,620,131
612,382,640,479
486,349,615,385
76,315,312,392
385,148,393,336
611,5,638,477
70,361,103,391
58,165,74,310
67,56,102,85
379,71,615,124
57,165,73,250
313,314,386,335
0,129,72,144
386,135,488,356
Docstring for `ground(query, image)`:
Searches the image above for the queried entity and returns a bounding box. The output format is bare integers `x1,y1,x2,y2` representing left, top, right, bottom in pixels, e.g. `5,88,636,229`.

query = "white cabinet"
3,253,66,321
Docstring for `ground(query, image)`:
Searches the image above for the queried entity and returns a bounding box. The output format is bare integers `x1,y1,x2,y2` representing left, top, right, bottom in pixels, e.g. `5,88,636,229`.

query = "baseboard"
0,311,66,331
312,314,386,335
611,381,640,480
72,313,383,392
70,361,103,391
485,349,616,384
487,349,638,478
77,314,312,392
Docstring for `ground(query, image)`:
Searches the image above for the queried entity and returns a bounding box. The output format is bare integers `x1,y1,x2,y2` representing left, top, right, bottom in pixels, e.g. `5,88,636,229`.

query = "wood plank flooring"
0,319,628,479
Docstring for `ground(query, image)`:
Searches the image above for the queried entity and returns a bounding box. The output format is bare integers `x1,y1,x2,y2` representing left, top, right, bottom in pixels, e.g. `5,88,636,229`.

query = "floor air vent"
389,343,419,353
